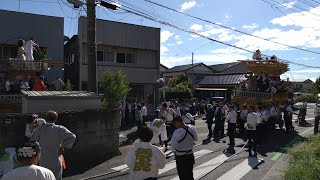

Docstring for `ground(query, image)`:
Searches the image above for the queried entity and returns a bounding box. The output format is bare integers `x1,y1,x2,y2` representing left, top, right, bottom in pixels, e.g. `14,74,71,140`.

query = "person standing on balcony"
33,76,47,91
17,39,26,61
25,37,39,61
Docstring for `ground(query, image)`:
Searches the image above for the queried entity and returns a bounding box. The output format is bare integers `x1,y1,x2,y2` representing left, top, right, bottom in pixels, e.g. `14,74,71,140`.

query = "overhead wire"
144,0,192,55
145,0,320,55
107,0,320,69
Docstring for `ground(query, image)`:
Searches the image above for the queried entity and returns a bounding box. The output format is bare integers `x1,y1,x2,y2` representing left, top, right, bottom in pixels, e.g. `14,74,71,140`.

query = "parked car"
314,100,320,117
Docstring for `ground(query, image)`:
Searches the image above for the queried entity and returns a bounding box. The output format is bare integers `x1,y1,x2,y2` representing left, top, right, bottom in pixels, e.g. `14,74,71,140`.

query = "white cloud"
224,14,232,20
180,1,196,11
242,23,259,30
161,45,169,55
282,1,295,8
292,69,320,73
161,30,174,43
161,52,248,68
176,41,184,45
190,24,203,31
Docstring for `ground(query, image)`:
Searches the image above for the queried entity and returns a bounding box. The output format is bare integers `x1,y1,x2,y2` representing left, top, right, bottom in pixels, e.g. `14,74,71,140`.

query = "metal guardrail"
0,94,22,104
9,60,42,71
0,59,42,71
235,91,287,100
235,91,271,99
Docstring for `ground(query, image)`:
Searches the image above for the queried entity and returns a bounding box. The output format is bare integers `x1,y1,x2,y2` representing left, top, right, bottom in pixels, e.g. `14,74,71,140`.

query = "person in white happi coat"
24,37,39,61
171,116,198,180
1,142,56,180
149,117,168,146
31,110,76,180
125,126,166,180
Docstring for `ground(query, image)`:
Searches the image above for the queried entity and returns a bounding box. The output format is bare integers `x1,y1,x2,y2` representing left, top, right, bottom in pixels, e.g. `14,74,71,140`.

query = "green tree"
169,73,192,89
64,79,74,91
101,70,130,109
164,83,192,101
313,76,320,95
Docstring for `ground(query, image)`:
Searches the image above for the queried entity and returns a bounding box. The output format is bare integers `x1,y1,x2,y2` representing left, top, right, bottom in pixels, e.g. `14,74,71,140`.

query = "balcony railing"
235,91,287,100
0,94,22,104
0,59,43,71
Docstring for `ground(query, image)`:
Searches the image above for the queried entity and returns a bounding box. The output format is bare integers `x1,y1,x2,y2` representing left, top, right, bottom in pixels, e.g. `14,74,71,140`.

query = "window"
104,52,114,62
126,54,135,64
116,53,125,63
97,51,103,61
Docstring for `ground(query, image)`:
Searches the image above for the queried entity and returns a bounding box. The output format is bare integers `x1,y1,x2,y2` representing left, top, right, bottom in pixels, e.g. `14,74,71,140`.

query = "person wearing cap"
171,116,198,180
25,114,46,139
284,101,295,134
1,141,56,180
160,102,177,150
33,76,47,91
226,104,237,146
246,106,258,156
125,126,166,180
205,104,215,138
30,110,76,180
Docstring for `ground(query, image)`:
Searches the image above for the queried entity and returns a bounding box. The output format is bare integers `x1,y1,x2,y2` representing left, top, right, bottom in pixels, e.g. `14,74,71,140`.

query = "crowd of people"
1,110,76,180
0,76,65,93
124,97,305,180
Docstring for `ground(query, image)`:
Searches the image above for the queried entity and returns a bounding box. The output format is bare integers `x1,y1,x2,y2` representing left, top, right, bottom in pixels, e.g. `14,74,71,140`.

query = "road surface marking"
111,149,213,175
170,153,231,180
159,149,213,175
111,164,129,172
217,157,263,180
271,127,314,161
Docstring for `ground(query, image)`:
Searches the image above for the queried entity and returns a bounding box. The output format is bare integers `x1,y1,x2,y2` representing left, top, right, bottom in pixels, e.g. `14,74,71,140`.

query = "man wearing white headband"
1,142,55,180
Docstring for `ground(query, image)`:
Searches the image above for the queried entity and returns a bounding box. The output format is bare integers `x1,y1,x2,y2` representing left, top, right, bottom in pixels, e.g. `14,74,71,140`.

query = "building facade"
0,10,64,84
65,17,160,106
292,79,313,92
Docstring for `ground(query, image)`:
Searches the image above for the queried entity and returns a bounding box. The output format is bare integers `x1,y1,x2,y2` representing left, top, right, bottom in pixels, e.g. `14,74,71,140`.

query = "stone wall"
0,109,120,164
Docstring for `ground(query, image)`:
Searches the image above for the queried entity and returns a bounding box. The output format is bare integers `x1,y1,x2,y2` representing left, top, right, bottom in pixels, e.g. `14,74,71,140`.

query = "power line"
296,0,318,8
273,6,320,39
110,2,320,69
261,0,320,23
145,0,320,55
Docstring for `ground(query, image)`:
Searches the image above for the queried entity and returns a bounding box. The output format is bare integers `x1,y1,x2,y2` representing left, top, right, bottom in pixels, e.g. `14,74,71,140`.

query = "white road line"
111,164,128,172
111,149,213,175
159,149,213,175
170,153,231,180
216,157,263,180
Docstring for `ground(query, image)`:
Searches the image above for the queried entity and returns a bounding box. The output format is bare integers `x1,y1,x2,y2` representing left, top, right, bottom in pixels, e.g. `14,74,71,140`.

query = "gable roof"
293,79,314,83
199,74,247,85
221,62,251,74
164,63,213,73
160,64,169,70
210,62,240,73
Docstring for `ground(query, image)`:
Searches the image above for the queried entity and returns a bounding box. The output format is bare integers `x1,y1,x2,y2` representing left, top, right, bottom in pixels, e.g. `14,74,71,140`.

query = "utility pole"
87,0,97,93
191,52,194,88
67,0,116,93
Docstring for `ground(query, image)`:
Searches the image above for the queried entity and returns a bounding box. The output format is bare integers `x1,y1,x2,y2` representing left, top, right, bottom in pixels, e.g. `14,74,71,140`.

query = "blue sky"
1,0,320,81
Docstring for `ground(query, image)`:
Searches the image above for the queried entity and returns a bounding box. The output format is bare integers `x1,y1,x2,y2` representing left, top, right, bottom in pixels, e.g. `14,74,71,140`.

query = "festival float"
233,50,291,107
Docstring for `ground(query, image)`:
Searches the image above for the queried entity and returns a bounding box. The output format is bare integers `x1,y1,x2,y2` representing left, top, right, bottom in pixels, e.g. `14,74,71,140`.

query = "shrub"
101,70,130,109
163,83,192,101
296,93,318,103
64,79,74,91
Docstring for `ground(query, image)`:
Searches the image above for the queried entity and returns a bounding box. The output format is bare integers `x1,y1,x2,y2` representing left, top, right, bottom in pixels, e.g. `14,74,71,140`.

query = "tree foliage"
163,73,193,101
169,73,192,89
101,70,130,109
313,76,320,95
64,79,74,91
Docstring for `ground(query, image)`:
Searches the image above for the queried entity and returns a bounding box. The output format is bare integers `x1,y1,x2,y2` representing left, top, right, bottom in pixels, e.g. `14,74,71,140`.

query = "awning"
195,88,227,91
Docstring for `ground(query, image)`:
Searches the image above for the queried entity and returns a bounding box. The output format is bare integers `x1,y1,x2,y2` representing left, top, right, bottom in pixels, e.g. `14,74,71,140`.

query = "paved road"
64,104,316,180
